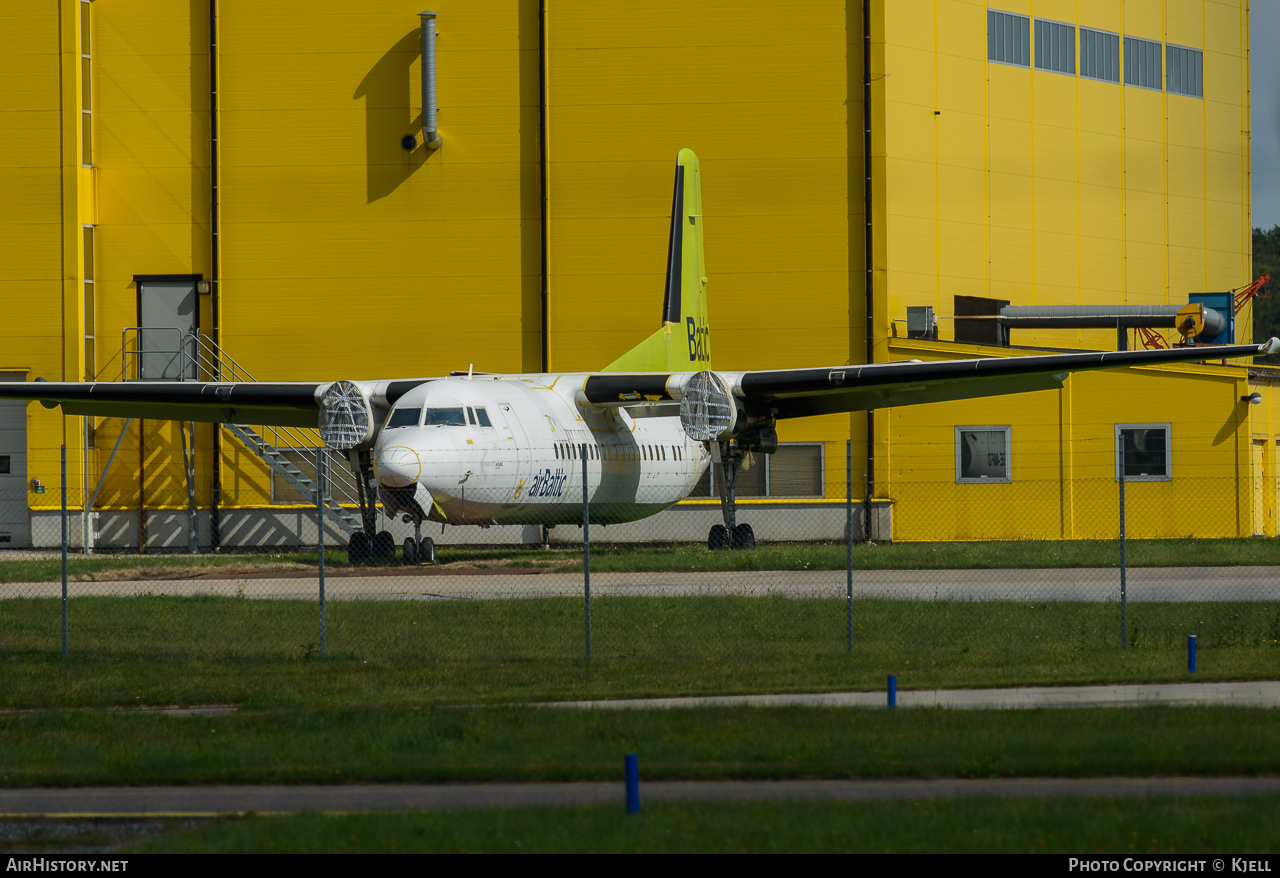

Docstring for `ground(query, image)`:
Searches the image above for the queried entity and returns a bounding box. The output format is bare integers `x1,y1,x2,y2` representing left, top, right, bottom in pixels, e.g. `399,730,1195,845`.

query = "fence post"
61,444,68,659
846,439,853,653
582,444,591,661
1118,433,1127,650
316,448,326,659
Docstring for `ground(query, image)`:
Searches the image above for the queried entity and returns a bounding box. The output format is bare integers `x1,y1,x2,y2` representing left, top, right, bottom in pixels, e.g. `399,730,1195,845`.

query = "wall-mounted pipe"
419,11,441,149
998,304,1227,337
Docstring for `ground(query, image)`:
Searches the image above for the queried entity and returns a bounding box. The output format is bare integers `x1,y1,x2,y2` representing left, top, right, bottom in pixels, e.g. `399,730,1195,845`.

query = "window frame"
987,9,1032,68
1123,35,1163,91
1115,423,1173,482
1033,18,1076,76
269,447,359,505
690,442,826,499
954,425,1013,485
1166,43,1204,98
1079,26,1121,83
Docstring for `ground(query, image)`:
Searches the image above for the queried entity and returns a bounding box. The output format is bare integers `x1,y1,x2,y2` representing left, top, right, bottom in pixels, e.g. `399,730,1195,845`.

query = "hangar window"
987,10,1030,67
1034,20,1074,75
1116,424,1172,481
1124,36,1162,90
688,443,824,499
955,426,1011,484
385,407,421,429
1166,44,1203,97
425,407,466,426
1080,28,1120,82
271,449,359,506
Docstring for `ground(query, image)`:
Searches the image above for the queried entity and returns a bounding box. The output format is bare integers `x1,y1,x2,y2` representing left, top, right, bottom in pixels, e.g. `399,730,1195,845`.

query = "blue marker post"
1188,634,1197,673
624,753,639,814
887,674,897,709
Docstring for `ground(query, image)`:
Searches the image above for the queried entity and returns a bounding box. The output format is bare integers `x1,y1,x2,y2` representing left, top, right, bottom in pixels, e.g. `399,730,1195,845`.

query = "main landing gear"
707,441,756,550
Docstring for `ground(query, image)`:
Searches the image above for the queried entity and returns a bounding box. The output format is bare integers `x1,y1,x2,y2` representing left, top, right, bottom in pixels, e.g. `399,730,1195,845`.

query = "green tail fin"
603,148,711,373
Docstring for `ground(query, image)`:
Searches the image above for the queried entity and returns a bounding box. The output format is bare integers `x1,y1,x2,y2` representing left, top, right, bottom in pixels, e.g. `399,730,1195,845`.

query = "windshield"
385,407,421,429
425,407,466,426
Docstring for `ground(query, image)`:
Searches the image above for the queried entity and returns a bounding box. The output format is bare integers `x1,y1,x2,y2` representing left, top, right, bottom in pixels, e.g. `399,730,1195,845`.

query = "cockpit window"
474,407,492,427
386,407,421,429
425,407,466,426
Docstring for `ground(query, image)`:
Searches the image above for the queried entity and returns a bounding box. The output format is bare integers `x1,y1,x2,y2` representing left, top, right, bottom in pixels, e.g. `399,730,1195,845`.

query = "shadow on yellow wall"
354,29,431,204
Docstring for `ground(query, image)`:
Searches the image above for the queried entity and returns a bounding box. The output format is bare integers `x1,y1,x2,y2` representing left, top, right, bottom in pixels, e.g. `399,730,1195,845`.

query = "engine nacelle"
679,370,737,441
318,380,376,450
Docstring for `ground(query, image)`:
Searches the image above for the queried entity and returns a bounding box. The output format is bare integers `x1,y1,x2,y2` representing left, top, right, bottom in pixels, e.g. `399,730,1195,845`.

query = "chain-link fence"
2,445,1279,667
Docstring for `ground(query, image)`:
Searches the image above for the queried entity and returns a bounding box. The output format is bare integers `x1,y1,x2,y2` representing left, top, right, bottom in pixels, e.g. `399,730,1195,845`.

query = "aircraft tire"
421,536,436,564
732,523,756,550
348,531,370,564
372,530,395,562
708,524,729,550
403,537,419,566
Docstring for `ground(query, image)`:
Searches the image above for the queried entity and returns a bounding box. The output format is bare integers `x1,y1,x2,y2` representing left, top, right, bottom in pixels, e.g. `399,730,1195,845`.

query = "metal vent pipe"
419,11,442,149
998,304,1227,337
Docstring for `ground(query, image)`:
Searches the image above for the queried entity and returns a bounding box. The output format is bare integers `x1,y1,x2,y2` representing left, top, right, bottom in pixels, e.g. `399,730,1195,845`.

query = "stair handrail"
185,331,363,508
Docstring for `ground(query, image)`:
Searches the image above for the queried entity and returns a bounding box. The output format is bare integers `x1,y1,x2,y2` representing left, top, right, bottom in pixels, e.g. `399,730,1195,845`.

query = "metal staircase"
123,328,365,535
224,423,361,534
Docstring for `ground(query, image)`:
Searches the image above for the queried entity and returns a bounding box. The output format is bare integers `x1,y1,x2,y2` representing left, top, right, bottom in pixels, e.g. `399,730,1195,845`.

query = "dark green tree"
1253,226,1280,361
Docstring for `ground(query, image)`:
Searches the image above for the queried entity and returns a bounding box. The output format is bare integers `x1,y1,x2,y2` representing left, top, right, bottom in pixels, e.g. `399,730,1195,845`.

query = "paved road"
540,680,1280,710
3,777,1279,816
4,567,1280,601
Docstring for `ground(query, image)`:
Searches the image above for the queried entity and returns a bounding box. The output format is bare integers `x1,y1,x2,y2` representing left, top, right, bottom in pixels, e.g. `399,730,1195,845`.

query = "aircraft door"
136,276,198,380
493,401,532,503
0,372,29,549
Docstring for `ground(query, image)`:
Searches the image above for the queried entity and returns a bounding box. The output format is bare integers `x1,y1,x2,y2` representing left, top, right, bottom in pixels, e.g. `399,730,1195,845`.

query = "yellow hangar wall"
0,0,1266,542
874,0,1261,539
542,0,865,497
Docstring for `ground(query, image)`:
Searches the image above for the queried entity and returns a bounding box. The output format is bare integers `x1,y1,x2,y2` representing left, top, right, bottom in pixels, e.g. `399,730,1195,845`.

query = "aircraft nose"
376,445,421,488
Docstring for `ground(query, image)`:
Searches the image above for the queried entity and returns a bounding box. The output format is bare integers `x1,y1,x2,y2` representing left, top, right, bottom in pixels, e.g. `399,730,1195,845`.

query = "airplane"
1,148,1275,563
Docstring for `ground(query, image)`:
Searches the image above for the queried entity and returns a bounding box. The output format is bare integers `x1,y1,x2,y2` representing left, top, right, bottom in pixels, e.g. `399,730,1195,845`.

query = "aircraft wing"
732,341,1280,419
582,340,1278,421
0,381,324,427
0,378,435,435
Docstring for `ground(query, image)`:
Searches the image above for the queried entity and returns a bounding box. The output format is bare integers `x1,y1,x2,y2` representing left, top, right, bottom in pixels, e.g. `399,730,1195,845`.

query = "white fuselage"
371,374,711,527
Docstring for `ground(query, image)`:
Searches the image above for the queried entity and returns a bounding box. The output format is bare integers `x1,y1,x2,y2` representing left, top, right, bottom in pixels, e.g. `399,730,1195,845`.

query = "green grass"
1,595,1277,707
0,596,1277,707
6,537,1280,583
130,798,1280,853
3,706,1280,787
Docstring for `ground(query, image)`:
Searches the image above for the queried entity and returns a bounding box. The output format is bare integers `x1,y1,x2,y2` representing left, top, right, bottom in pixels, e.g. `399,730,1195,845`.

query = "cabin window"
955,426,1011,483
425,407,466,426
386,407,421,429
474,407,492,427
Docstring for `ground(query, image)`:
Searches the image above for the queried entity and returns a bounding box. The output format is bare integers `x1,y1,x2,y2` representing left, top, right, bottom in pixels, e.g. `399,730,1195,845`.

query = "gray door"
138,279,198,380
0,371,30,549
